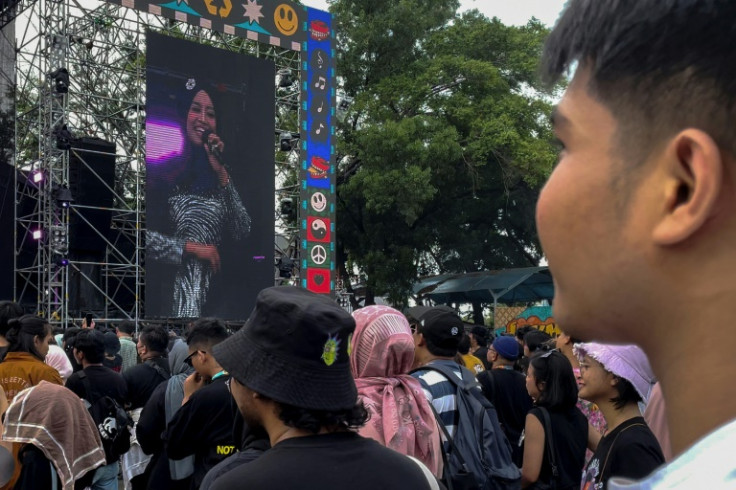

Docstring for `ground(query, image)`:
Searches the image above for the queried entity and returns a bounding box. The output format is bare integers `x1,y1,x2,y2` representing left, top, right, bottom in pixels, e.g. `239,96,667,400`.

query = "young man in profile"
538,1,736,487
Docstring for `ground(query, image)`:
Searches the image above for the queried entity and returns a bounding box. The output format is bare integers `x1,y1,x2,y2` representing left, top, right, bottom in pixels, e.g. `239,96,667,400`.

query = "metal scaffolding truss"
13,0,301,327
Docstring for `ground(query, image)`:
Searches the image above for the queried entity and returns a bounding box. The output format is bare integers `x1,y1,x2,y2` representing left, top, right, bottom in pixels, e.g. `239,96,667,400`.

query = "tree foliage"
332,0,562,306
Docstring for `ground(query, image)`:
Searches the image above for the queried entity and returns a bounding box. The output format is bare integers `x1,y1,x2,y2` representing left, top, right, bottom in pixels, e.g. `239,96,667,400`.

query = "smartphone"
85,313,93,327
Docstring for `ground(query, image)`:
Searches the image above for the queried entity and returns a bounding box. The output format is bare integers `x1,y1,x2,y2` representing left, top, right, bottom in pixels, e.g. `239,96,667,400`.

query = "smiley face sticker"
274,4,298,36
310,192,327,213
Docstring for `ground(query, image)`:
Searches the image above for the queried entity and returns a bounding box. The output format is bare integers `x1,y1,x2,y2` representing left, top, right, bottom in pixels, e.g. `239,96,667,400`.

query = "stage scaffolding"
10,0,301,328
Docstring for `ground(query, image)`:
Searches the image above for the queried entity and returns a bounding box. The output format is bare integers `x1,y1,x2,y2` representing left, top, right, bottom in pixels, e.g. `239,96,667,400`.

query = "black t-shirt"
478,367,533,464
528,406,588,490
66,365,128,405
581,416,665,489
136,378,191,490
123,357,170,409
209,432,433,490
164,375,241,490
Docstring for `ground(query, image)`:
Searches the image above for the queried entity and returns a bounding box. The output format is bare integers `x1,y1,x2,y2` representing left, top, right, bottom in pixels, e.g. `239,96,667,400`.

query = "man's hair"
529,350,579,411
611,376,642,410
420,329,457,358
185,318,229,350
139,325,169,353
74,329,106,364
542,0,736,165
116,321,135,336
515,326,534,342
470,326,489,347
524,330,552,354
0,301,23,337
276,400,369,434
457,333,472,355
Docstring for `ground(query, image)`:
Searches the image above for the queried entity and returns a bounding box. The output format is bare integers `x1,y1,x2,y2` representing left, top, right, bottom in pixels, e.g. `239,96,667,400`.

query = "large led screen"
145,31,274,319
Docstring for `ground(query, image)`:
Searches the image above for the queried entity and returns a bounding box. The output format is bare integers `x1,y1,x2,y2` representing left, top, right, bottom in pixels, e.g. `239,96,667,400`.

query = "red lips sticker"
307,155,329,179
309,20,330,41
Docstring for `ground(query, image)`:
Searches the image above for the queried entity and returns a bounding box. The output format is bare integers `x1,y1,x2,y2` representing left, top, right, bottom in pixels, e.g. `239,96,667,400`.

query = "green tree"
332,1,561,307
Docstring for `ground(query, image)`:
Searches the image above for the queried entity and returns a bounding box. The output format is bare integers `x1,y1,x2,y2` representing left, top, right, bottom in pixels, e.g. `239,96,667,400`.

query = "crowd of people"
0,0,734,488
0,291,671,490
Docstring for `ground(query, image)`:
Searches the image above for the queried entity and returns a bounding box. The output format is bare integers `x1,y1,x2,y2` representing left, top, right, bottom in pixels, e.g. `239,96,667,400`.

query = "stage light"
31,170,44,184
279,131,293,151
53,254,69,267
49,68,69,93
277,68,293,88
278,256,294,279
50,226,68,253
54,124,74,150
32,229,43,241
54,186,74,208
280,197,294,218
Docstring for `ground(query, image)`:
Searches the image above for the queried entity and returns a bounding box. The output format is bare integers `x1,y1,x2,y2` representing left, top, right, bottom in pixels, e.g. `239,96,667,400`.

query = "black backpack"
413,363,521,490
78,371,133,463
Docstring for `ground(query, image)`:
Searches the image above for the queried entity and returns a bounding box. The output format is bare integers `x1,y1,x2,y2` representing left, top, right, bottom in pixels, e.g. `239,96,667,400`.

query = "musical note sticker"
311,49,328,72
311,95,328,117
311,118,328,142
311,74,327,91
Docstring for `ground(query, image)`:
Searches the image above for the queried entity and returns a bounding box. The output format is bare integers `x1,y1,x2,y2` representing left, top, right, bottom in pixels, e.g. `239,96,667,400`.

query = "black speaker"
0,163,13,299
68,137,115,254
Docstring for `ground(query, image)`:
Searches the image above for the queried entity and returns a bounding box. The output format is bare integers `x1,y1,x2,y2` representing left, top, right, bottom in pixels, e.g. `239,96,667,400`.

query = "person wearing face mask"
147,78,251,318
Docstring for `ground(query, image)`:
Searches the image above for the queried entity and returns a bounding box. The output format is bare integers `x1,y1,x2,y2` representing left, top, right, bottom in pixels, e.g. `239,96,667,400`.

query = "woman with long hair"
557,331,606,460
0,315,63,399
350,306,442,477
521,349,588,489
0,314,64,489
147,80,251,318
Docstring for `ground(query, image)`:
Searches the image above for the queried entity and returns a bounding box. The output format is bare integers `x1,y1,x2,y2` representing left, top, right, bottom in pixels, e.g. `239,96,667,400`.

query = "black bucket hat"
213,286,358,411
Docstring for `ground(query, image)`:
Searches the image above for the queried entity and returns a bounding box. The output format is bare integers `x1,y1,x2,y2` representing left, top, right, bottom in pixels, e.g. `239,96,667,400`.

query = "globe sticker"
451,327,459,336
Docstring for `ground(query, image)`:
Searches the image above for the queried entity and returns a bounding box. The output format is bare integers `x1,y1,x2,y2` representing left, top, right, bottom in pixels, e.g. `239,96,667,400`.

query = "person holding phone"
81,313,95,330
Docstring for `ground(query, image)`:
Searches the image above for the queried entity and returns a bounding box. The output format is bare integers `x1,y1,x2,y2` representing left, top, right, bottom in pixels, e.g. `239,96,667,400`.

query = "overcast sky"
300,0,568,27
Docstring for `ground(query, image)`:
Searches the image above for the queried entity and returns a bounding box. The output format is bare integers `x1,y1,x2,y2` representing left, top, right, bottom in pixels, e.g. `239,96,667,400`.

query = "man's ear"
653,129,723,245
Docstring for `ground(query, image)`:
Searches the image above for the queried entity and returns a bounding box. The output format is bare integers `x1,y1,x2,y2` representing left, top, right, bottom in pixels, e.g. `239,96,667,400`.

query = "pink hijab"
351,305,442,477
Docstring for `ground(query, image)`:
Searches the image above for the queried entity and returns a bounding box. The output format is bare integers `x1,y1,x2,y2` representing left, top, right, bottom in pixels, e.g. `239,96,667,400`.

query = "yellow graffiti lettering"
216,445,236,455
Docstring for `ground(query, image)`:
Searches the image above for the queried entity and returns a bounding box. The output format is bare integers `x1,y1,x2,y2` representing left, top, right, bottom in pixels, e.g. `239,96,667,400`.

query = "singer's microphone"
201,130,223,161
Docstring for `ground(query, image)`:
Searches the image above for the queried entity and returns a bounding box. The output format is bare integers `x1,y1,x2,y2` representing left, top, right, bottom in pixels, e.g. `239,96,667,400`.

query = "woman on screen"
147,80,251,318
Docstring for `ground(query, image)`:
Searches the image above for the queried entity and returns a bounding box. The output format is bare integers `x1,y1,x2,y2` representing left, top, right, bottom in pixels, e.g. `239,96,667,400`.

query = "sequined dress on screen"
147,165,250,318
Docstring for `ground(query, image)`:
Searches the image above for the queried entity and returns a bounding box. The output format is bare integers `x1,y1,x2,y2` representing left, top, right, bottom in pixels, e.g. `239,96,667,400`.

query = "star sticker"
242,0,263,24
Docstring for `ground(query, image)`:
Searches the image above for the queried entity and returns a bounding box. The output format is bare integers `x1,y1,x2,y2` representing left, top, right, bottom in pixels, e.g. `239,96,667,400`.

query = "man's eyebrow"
550,107,570,129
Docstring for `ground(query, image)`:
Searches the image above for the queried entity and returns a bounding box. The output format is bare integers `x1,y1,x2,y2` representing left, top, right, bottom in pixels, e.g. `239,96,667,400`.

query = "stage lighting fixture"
54,186,74,208
50,225,68,253
277,68,293,88
278,256,294,279
49,68,69,93
32,229,43,241
53,254,69,267
280,197,294,218
279,131,293,151
54,124,74,150
31,170,44,184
